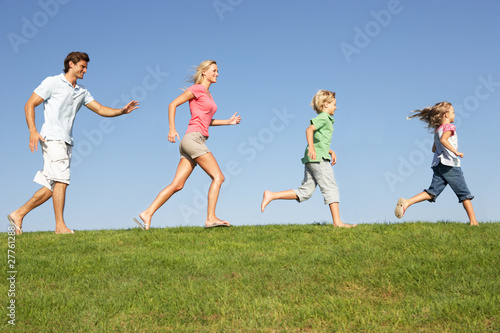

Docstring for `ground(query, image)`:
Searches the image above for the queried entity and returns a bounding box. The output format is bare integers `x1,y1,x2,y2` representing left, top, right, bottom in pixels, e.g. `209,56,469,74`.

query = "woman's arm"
167,90,195,142
210,112,241,126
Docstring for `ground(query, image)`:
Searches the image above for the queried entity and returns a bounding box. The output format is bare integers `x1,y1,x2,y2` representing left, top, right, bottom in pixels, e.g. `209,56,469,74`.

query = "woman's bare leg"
139,158,196,229
194,153,229,226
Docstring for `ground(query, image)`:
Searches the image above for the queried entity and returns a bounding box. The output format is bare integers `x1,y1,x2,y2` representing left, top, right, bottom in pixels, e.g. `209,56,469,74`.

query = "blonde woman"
395,102,478,225
135,60,241,229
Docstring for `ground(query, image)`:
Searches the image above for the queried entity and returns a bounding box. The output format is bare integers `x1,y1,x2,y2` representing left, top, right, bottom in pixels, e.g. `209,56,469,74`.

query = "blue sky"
1,0,499,232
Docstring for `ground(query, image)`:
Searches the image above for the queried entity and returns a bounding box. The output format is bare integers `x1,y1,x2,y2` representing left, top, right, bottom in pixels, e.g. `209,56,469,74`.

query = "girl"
395,101,478,225
135,60,241,229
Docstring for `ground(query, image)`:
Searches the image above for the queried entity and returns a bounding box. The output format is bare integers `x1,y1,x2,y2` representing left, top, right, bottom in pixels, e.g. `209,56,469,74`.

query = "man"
7,52,139,234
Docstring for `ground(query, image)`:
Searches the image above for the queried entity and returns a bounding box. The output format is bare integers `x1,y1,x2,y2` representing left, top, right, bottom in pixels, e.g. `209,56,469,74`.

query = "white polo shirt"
34,73,94,146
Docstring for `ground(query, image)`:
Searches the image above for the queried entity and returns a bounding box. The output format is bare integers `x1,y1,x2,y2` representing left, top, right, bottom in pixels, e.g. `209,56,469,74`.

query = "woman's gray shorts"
179,132,210,163
293,160,340,205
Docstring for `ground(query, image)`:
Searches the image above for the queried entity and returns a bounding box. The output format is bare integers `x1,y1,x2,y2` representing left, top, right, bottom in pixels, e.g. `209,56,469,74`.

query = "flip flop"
56,230,75,234
7,215,22,235
133,218,145,230
395,197,407,219
205,221,230,228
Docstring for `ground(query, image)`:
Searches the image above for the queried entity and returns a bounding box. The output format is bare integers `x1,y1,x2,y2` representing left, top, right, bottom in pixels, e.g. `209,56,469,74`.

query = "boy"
261,90,355,228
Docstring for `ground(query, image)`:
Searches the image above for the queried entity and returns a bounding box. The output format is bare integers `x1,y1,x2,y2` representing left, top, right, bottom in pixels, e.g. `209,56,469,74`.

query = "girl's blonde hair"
311,90,336,114
408,101,453,131
188,60,217,84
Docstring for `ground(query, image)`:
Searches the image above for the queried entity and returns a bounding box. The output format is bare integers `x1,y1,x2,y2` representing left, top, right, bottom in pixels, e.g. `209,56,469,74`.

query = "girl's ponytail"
408,101,452,131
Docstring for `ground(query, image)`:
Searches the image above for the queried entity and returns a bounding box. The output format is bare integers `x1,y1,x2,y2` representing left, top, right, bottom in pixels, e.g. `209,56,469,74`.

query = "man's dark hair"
63,52,90,73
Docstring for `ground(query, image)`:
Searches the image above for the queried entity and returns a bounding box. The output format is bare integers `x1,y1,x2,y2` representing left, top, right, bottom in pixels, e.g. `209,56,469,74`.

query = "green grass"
2,222,499,332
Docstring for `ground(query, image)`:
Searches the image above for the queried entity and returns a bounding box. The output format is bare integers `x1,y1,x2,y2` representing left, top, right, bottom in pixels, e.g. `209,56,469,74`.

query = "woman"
135,60,241,229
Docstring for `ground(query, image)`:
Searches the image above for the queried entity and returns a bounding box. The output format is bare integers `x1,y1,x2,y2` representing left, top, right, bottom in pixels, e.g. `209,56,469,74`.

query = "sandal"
394,198,407,219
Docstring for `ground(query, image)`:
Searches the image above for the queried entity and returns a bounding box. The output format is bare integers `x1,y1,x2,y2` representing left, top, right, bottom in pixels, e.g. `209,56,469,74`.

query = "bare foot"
470,221,479,226
261,191,273,212
7,214,23,235
139,212,151,230
333,222,357,228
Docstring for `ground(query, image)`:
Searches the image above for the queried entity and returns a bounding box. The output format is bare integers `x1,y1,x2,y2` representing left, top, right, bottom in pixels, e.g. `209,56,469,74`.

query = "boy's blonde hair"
311,90,336,114
189,60,217,84
407,101,453,131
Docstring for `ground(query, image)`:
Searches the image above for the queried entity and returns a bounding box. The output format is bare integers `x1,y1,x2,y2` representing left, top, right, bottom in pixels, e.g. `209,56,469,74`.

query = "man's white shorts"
33,140,72,191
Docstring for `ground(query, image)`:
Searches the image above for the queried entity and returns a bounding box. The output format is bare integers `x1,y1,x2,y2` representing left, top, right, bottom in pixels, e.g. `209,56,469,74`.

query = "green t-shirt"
301,112,334,164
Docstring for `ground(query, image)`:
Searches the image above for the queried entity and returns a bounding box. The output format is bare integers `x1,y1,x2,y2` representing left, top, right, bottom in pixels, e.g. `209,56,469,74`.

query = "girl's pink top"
432,123,460,167
436,123,456,135
186,84,217,137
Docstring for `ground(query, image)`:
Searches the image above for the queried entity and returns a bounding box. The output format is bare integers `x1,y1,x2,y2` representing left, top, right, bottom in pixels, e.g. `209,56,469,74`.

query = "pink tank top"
186,84,217,137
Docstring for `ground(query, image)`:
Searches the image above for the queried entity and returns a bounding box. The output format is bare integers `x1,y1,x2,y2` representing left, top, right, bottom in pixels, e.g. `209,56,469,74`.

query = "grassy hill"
2,222,499,332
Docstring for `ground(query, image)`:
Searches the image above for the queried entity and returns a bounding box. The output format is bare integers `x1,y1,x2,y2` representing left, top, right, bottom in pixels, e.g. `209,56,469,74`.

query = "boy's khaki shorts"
294,160,339,205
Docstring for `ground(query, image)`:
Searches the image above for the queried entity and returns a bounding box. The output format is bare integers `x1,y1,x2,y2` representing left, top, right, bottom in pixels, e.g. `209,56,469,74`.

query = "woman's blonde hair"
188,60,217,84
311,90,336,114
407,101,453,131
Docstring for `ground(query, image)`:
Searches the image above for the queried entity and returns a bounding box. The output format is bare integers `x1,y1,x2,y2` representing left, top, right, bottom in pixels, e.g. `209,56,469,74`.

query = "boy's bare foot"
139,212,151,230
261,191,272,212
7,214,23,235
333,222,357,228
470,221,479,226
